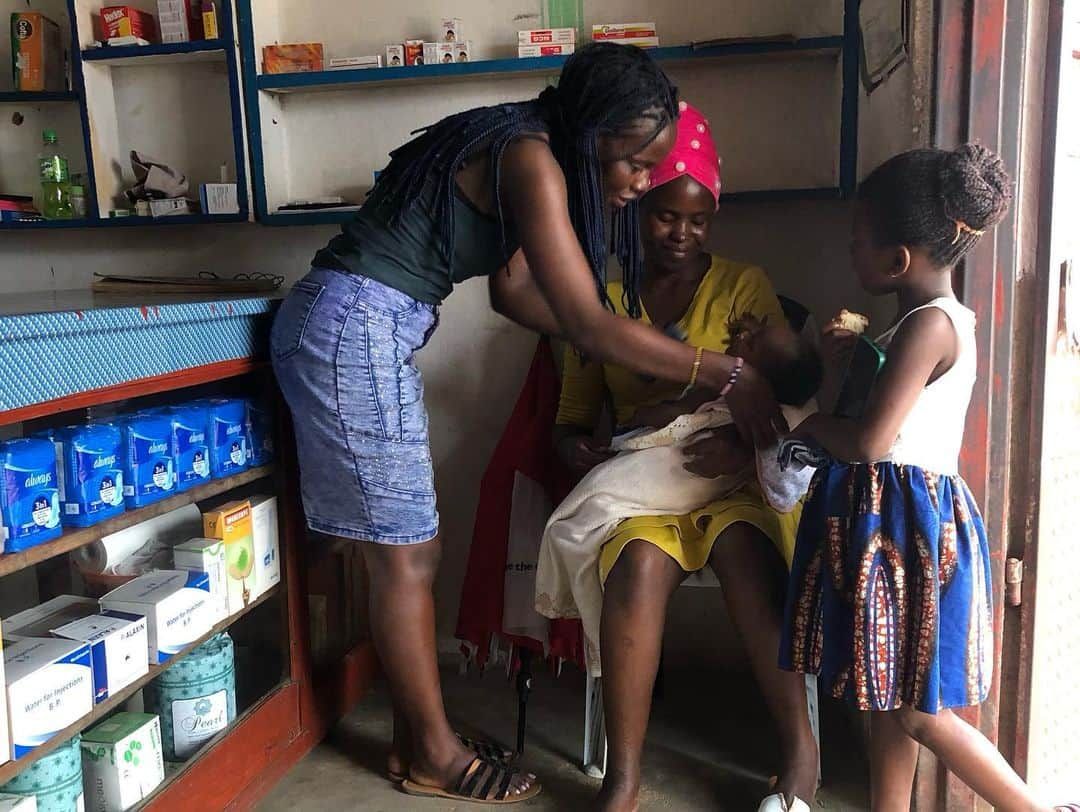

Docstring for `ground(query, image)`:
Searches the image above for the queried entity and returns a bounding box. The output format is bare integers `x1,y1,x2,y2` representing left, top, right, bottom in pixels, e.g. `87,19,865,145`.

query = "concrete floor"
260,663,870,810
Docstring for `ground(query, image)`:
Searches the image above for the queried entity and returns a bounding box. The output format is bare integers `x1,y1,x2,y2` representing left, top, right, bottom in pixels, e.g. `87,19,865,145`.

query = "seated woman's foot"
386,751,408,783
596,776,640,812
770,739,819,807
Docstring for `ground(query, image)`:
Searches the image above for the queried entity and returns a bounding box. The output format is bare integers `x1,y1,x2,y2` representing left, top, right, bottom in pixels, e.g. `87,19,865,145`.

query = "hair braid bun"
940,143,1013,231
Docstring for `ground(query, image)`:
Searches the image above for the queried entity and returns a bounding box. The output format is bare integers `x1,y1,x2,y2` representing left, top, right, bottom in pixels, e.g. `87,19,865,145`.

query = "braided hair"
857,144,1013,267
368,42,679,317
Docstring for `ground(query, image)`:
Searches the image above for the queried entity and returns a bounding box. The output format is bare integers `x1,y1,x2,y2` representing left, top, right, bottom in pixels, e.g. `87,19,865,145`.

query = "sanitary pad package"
198,400,248,478
245,400,274,468
117,415,177,509
42,425,125,528
156,405,211,493
0,439,62,553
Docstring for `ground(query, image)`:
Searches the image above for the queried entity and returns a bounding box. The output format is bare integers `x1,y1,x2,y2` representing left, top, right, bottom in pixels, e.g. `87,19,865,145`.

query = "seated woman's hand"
723,361,786,448
557,435,615,478
682,426,754,478
626,401,684,430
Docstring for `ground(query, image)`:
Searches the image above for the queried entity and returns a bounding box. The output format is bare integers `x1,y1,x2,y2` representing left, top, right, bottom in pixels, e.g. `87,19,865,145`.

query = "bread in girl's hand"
834,309,869,335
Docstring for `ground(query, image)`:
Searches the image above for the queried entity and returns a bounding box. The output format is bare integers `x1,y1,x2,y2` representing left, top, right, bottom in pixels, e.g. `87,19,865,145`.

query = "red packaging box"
262,43,324,74
99,6,158,41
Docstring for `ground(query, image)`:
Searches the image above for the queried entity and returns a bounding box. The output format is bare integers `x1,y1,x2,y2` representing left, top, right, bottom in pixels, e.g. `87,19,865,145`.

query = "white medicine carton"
100,571,213,665
3,637,94,760
0,794,36,811
249,495,281,601
4,595,148,704
53,612,148,704
172,538,229,621
81,712,164,812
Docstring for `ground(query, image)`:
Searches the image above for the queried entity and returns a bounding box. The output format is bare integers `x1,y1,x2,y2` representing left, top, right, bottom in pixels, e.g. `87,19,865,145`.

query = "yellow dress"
555,254,802,582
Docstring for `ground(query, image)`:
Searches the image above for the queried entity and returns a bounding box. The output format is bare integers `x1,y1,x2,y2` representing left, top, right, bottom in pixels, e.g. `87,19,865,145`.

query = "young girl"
780,144,1077,812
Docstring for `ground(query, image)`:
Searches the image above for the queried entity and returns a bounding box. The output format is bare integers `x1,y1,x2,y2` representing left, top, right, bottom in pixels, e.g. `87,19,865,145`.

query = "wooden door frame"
925,0,1053,808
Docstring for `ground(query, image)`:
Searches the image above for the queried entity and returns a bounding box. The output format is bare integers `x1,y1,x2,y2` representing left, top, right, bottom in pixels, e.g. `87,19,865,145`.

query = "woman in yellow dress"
553,104,818,812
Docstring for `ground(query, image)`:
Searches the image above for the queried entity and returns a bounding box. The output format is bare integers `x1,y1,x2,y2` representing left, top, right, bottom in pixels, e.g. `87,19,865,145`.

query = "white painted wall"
0,0,930,667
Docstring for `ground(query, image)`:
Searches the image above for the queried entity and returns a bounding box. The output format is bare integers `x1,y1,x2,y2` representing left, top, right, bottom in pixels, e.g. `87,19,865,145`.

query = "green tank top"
313,178,517,305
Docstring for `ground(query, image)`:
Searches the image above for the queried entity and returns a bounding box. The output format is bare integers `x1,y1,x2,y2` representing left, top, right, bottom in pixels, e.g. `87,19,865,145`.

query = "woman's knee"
894,705,948,746
607,540,683,599
363,535,443,587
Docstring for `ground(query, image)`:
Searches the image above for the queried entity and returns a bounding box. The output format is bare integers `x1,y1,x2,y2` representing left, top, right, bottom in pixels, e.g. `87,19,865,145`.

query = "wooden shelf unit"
0,293,377,808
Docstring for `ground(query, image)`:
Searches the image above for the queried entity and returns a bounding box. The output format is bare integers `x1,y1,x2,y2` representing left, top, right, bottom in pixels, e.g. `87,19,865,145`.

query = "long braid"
367,42,678,315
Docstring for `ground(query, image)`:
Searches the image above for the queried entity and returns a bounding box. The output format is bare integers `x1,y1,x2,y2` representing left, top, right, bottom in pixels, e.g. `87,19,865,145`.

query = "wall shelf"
0,212,247,229
0,91,79,103
256,37,844,95
0,585,280,787
80,39,228,66
0,465,274,578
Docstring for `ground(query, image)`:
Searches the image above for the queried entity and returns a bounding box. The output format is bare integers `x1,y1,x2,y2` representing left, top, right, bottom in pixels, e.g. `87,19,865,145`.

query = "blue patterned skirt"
779,462,994,713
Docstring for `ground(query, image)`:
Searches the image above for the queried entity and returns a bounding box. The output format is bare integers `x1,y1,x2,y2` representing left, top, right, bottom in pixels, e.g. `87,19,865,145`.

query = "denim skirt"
271,267,439,543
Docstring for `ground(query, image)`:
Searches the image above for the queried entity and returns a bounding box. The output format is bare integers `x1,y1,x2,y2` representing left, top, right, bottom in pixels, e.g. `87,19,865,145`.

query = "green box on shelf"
81,713,164,812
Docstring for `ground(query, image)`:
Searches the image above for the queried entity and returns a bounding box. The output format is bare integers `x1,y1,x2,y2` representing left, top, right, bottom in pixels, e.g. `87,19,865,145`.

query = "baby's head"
728,315,822,407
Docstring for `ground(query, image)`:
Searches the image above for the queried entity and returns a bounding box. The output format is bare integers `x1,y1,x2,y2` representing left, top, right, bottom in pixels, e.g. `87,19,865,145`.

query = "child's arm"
625,387,717,430
683,425,753,477
791,308,957,462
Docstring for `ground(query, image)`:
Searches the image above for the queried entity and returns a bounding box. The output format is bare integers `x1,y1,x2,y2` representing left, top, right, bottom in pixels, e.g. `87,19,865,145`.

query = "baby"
535,316,822,672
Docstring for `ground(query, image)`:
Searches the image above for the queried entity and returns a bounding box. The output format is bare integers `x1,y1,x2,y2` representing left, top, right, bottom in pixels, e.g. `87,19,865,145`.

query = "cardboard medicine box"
261,43,323,74
203,501,255,611
81,712,164,812
99,6,157,42
3,637,94,760
248,495,280,600
100,571,213,664
5,596,148,704
10,13,64,92
0,795,35,812
172,538,229,620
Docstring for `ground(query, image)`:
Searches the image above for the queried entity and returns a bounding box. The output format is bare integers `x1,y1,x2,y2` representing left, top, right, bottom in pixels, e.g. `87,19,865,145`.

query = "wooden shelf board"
0,91,79,103
81,40,228,66
0,213,248,230
256,37,845,94
0,464,275,577
0,584,281,786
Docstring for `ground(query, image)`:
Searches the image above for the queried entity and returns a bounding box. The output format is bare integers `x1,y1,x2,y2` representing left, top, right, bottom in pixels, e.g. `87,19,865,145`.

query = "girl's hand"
557,435,615,478
682,427,753,478
821,322,859,375
723,362,786,448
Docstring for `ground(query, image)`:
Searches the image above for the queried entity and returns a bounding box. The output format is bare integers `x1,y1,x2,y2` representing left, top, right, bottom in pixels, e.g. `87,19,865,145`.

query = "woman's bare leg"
359,535,535,797
709,522,818,804
597,540,686,812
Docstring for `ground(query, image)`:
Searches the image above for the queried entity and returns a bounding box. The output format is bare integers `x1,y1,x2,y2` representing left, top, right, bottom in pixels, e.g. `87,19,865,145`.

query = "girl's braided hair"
857,144,1013,267
368,42,679,317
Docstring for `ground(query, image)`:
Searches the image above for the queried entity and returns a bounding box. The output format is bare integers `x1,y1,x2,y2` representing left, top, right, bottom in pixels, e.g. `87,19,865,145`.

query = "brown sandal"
387,733,514,783
401,757,541,804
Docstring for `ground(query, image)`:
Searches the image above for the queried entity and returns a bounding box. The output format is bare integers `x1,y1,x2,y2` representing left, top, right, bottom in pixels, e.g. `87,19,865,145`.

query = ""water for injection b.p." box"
100,571,213,665
3,637,94,760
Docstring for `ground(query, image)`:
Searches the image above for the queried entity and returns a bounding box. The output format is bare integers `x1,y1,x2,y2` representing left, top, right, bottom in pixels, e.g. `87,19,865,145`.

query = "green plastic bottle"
38,129,74,220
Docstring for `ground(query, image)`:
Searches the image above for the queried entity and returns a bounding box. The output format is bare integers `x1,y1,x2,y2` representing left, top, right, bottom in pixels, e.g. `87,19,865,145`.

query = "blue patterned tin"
0,734,83,811
144,633,236,762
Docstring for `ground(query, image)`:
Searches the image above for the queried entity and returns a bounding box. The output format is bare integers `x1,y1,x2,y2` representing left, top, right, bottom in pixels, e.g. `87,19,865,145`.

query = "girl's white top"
876,296,977,476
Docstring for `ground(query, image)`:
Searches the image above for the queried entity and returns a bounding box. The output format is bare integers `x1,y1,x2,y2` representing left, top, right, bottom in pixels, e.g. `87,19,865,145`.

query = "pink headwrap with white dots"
648,100,722,209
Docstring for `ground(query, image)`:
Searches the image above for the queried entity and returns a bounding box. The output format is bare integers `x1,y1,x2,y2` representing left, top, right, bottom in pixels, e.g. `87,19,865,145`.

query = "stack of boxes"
388,18,470,67
518,27,575,58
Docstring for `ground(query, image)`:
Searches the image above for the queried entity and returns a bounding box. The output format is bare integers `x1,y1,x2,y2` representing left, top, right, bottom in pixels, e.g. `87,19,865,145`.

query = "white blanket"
534,401,816,676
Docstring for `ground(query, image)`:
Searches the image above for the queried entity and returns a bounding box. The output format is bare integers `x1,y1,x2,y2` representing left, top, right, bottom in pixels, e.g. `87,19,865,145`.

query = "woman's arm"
495,139,784,447
792,308,956,462
490,250,563,337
